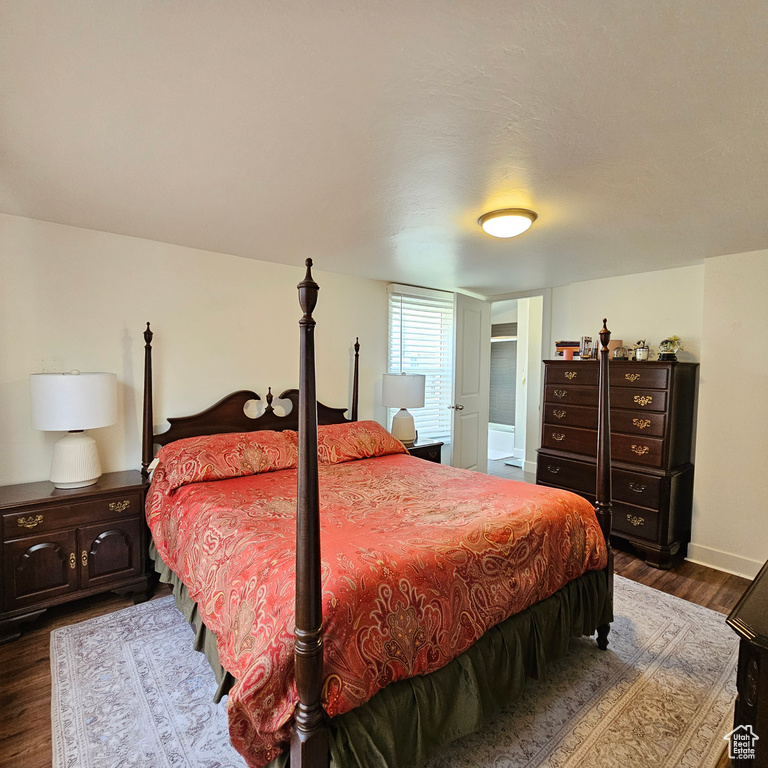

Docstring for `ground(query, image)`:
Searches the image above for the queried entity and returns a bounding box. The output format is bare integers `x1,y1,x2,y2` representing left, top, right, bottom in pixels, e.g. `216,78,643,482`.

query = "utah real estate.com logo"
725,724,759,761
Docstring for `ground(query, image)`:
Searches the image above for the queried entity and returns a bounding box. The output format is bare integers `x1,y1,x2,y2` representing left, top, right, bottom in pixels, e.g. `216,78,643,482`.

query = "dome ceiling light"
478,208,538,238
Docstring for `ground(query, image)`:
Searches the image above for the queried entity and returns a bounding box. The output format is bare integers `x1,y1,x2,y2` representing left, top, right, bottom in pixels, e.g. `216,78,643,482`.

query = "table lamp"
30,371,118,488
382,373,425,446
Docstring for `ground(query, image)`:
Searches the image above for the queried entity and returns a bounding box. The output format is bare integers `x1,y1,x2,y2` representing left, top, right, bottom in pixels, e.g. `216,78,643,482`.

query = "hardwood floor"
0,554,750,768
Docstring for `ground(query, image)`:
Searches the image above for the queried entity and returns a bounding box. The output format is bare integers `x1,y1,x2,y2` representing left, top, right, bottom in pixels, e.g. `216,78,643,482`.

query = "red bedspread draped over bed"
147,449,606,768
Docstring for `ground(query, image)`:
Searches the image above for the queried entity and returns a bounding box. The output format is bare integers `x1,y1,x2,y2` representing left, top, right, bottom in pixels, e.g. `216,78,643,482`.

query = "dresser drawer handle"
625,373,640,383
632,418,651,430
626,514,645,527
564,371,577,380
547,465,561,474
553,409,566,420
552,432,566,442
633,395,653,407
109,500,131,513
553,389,567,399
81,550,89,567
628,482,646,493
17,514,44,529
631,444,650,456
69,552,76,569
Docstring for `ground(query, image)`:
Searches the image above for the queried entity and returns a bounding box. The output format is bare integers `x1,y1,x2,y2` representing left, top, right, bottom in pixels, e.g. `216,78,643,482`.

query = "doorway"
487,295,545,480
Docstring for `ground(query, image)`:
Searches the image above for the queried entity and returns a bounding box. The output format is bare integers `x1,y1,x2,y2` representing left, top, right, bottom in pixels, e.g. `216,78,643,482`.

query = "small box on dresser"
0,470,152,643
536,360,698,569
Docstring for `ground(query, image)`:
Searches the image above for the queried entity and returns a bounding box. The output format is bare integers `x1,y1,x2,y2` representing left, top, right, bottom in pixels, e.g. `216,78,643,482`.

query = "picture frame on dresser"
0,470,152,643
536,359,698,569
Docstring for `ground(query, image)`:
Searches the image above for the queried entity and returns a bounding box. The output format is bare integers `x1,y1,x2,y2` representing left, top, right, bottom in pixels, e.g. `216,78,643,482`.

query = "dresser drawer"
612,434,664,468
543,403,597,430
3,505,73,540
611,410,665,438
611,388,668,412
536,455,595,494
612,501,659,541
546,365,599,387
541,426,596,456
544,385,598,407
610,366,669,389
612,469,662,509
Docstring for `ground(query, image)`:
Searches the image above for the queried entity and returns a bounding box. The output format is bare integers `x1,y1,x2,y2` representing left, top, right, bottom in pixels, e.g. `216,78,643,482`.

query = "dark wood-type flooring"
0,550,750,768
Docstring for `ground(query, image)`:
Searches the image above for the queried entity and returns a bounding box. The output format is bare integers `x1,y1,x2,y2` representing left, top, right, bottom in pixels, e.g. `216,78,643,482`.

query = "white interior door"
452,293,491,471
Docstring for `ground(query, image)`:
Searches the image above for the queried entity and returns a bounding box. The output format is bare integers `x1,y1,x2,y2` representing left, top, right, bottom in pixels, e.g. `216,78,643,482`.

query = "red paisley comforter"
147,453,606,768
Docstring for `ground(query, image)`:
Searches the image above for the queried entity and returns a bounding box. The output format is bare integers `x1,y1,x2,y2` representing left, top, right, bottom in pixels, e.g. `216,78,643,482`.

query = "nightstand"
407,441,444,464
0,470,153,643
727,559,768,765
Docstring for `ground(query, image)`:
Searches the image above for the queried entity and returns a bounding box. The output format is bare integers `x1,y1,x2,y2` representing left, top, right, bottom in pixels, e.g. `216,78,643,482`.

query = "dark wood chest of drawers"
536,360,698,568
0,470,153,642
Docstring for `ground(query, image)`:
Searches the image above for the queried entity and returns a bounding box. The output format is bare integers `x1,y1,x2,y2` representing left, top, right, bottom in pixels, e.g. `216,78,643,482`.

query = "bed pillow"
317,420,407,464
157,429,298,490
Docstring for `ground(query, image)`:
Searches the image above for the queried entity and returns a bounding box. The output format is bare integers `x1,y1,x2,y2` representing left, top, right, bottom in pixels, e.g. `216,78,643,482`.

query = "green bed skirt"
149,544,612,768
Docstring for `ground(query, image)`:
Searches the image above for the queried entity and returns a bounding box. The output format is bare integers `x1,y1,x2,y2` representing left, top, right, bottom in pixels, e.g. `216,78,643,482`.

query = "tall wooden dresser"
536,360,698,568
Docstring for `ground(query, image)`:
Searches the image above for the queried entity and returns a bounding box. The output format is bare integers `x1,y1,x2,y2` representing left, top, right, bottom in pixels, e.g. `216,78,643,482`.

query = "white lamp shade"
382,373,426,409
30,372,118,431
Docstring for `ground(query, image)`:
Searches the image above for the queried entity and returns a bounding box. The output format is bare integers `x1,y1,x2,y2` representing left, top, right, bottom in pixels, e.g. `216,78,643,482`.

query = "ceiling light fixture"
478,208,538,238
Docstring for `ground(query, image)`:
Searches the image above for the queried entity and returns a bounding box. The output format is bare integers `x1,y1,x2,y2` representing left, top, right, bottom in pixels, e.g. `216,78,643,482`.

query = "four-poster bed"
140,259,614,768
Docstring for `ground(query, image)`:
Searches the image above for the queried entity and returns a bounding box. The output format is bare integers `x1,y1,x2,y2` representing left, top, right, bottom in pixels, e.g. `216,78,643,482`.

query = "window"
387,284,455,441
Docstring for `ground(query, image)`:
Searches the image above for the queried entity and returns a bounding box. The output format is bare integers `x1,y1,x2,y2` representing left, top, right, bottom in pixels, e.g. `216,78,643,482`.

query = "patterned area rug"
51,576,738,768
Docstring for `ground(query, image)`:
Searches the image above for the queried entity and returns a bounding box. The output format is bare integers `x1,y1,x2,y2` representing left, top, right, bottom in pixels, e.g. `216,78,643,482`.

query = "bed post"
292,259,329,768
595,318,614,651
141,323,154,480
351,337,360,422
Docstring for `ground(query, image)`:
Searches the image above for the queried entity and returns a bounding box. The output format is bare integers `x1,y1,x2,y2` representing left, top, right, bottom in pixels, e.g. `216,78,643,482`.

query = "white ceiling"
2,1,767,297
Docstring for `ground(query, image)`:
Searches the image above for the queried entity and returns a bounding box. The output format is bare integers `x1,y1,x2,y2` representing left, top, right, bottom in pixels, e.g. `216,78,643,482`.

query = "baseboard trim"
523,459,537,475
686,543,763,580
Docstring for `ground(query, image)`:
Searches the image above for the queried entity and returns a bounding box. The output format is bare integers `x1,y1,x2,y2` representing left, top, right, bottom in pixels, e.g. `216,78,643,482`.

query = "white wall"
689,250,768,578
0,214,388,486
550,264,705,363
550,257,768,578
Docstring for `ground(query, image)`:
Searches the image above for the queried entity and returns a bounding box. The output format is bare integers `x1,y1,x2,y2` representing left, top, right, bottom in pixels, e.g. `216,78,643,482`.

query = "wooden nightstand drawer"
3,506,72,539
77,492,142,523
407,442,443,463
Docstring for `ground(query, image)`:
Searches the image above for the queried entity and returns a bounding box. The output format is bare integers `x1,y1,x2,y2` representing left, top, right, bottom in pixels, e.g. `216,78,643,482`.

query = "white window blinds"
387,284,455,441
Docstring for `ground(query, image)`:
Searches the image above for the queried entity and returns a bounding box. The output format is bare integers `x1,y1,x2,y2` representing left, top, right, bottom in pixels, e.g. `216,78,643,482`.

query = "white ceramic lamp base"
390,408,417,446
50,431,103,489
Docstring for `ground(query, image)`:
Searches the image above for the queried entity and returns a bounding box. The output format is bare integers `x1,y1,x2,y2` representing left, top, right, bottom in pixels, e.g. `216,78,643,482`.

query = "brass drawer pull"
109,500,131,513
69,552,76,569
552,433,566,442
81,550,88,567
553,389,567,399
632,418,651,430
626,514,645,527
631,444,650,456
564,371,577,380
553,409,566,419
625,373,640,383
17,514,44,529
547,465,561,474
633,395,653,407
629,482,646,493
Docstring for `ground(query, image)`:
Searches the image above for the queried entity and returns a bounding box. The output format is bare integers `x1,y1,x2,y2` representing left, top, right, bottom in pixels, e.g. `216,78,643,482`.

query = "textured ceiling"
1,1,767,296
